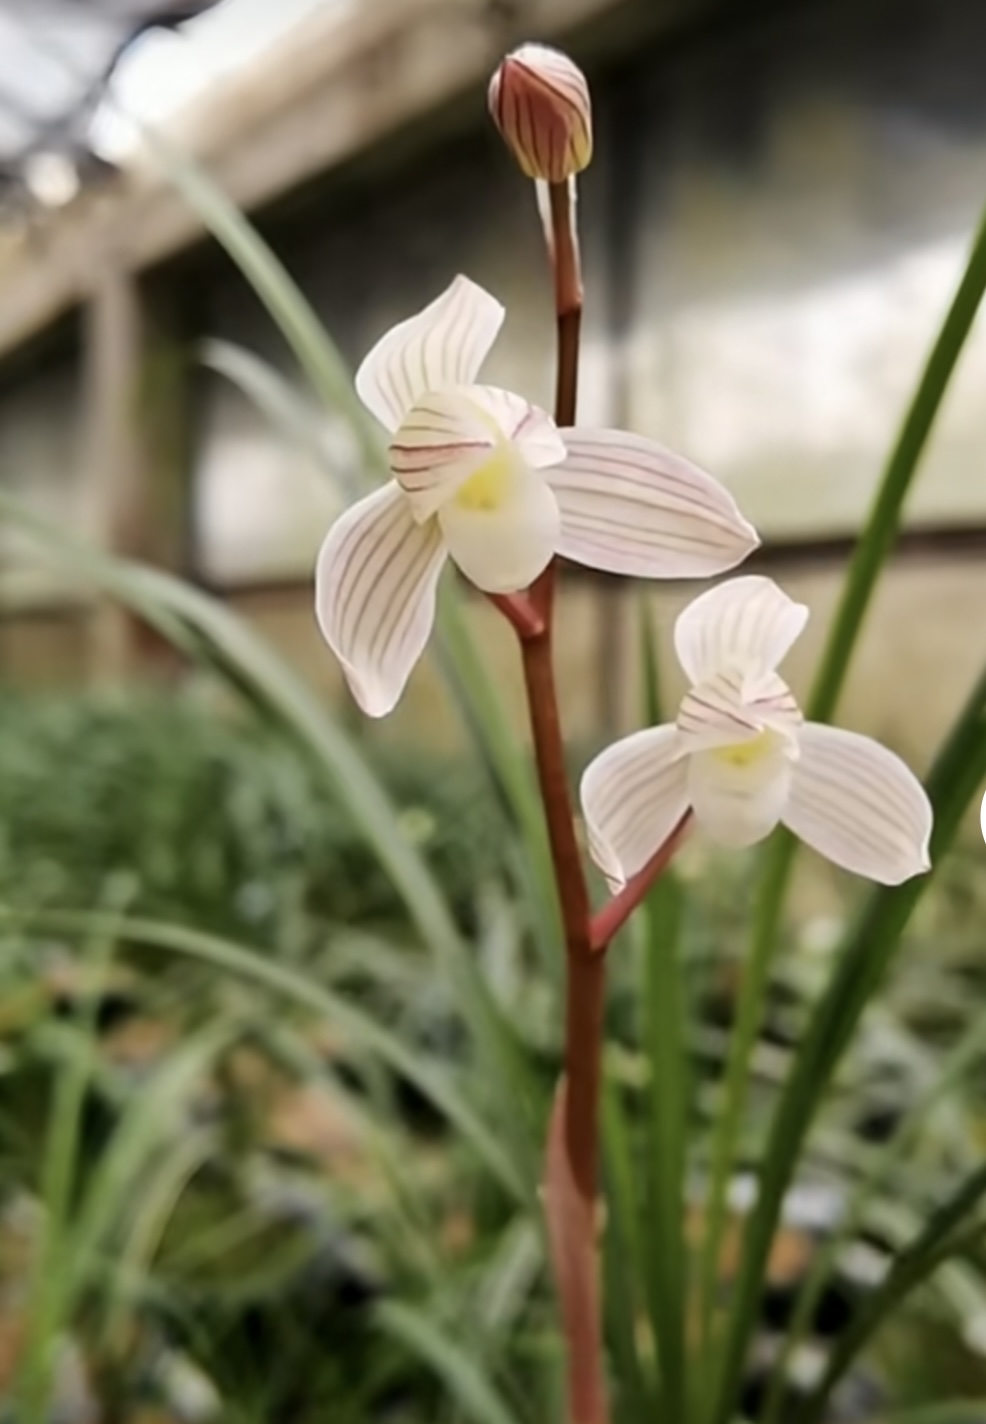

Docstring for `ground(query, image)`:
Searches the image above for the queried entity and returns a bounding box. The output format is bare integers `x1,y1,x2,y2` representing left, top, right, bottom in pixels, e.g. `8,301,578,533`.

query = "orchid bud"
488,43,593,183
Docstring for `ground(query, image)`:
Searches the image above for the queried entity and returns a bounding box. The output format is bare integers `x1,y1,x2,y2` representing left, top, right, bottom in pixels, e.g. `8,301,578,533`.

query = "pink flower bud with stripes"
488,44,593,183
581,577,933,886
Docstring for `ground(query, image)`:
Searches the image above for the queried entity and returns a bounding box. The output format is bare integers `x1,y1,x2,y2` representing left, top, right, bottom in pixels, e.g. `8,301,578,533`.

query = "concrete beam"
0,0,664,364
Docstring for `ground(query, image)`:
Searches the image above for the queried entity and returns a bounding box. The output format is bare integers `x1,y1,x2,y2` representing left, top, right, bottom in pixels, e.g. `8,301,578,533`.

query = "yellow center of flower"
453,446,515,513
713,730,776,769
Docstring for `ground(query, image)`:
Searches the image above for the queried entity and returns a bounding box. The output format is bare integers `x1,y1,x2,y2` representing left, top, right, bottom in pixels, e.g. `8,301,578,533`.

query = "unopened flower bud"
488,43,593,183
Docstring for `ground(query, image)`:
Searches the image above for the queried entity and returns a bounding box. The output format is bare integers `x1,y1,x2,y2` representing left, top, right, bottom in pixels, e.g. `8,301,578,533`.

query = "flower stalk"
514,165,605,1424
498,160,681,1424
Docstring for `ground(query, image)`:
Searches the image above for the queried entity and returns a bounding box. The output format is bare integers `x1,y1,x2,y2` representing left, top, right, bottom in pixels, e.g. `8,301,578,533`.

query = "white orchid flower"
581,576,933,887
315,275,758,716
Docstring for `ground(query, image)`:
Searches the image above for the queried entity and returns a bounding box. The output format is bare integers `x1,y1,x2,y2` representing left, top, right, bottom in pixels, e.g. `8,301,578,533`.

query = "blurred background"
0,1,985,1422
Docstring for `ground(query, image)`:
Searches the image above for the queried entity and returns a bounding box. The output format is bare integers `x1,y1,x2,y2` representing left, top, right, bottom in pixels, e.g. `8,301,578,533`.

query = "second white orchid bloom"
315,275,758,716
581,576,933,887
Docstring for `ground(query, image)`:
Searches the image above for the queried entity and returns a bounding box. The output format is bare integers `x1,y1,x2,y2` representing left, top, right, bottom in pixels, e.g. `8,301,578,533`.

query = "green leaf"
639,879,688,1422
67,1025,236,1307
200,337,364,499
0,492,541,1194
866,1405,986,1424
17,916,121,1424
799,1162,986,1424
96,1128,215,1351
375,1299,526,1424
0,907,527,1201
709,660,986,1424
761,1000,986,1424
745,191,986,1052
628,589,690,1420
142,124,382,468
601,1071,655,1421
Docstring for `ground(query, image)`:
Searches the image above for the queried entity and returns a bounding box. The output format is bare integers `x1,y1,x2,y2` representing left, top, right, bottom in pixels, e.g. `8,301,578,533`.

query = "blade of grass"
867,1404,986,1424
18,1005,106,1420
761,1002,986,1424
708,660,986,1424
15,893,130,1424
740,192,986,1120
0,493,542,1192
695,841,794,1403
200,338,363,499
375,1299,526,1424
601,1071,655,1420
97,1129,215,1354
799,1165,986,1424
635,592,689,1422
142,124,381,467
66,1026,236,1309
640,880,688,1423
0,907,527,1201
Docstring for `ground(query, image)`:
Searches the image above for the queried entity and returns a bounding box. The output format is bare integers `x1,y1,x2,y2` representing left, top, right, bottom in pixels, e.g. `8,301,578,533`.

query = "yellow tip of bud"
488,43,593,184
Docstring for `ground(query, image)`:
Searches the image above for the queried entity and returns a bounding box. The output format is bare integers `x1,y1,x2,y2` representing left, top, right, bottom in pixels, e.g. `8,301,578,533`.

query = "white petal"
390,385,564,520
783,723,933,884
547,428,759,579
677,668,803,753
688,735,792,849
355,276,504,431
674,575,809,685
580,726,690,890
482,387,567,469
315,482,446,717
677,668,766,752
437,457,560,593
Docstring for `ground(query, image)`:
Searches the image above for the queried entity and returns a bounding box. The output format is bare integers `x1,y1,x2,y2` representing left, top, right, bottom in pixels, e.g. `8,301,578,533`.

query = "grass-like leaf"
375,1299,526,1424
709,660,986,1424
0,908,527,1202
742,193,986,1087
799,1163,986,1424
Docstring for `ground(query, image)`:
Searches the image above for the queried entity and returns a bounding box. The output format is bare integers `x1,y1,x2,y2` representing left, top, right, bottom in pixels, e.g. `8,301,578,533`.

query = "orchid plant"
6,32,986,1424
311,41,947,1424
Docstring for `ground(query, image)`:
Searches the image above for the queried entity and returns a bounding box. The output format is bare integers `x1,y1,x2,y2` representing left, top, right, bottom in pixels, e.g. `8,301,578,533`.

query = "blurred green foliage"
0,689,501,940
1,689,986,1423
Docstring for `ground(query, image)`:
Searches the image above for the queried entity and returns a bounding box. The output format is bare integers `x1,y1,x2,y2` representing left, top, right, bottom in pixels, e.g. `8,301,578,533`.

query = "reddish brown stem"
519,176,610,1424
517,626,596,1186
549,180,583,426
487,591,544,639
521,615,608,1424
589,813,694,952
532,181,583,624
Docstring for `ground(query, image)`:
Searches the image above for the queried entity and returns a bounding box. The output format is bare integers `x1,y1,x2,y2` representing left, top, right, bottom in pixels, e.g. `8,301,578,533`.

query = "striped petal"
783,723,933,884
677,668,766,752
438,459,560,594
314,482,446,717
355,276,505,431
547,429,759,579
580,725,689,890
677,667,802,753
674,576,809,685
688,734,793,849
390,385,565,521
479,386,567,468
